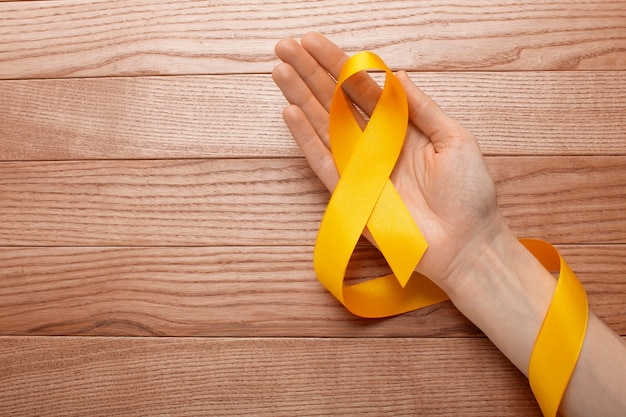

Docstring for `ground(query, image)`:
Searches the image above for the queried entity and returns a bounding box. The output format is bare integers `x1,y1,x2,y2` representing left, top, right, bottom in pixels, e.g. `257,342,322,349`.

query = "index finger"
301,33,385,118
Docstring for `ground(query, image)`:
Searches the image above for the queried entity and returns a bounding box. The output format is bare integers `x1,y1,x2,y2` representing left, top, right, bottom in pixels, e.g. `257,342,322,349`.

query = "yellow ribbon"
313,51,589,416
313,51,449,318
522,239,589,417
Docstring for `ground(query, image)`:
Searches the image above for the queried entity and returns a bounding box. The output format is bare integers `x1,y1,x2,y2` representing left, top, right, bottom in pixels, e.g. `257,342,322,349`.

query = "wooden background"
1,1,625,415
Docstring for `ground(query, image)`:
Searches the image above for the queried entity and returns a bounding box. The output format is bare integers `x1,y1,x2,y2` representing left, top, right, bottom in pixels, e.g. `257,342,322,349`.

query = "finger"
301,32,383,118
396,71,469,151
275,37,337,111
272,62,331,147
283,105,339,193
274,36,367,133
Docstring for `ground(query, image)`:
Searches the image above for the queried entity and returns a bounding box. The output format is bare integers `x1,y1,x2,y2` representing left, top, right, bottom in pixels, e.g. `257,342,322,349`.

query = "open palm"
273,33,508,289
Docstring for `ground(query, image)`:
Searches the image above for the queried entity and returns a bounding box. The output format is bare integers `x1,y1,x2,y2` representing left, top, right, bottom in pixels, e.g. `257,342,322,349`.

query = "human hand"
272,33,512,293
273,35,626,417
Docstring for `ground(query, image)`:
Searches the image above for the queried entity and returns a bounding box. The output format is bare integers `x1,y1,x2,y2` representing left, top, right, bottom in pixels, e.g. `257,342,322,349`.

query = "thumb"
396,71,467,152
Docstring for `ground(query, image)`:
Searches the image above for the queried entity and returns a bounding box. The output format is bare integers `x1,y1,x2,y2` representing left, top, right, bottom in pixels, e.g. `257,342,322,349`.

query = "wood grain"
0,245,624,337
1,72,625,160
1,1,625,415
0,336,543,416
0,157,624,246
1,0,625,79
493,156,626,243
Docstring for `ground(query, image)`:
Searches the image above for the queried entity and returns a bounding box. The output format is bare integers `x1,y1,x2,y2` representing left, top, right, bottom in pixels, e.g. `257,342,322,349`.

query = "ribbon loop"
313,51,448,318
312,52,588,417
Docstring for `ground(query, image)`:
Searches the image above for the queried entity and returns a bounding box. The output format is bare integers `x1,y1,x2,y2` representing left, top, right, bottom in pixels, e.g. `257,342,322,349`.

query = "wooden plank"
1,72,625,160
0,158,327,246
557,245,626,332
0,157,624,246
0,75,297,160
1,0,625,79
0,336,542,416
492,156,626,244
0,245,472,338
0,245,623,337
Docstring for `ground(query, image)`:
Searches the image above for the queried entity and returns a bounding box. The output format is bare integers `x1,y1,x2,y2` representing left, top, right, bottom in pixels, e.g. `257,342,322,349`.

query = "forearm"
560,313,626,417
441,225,555,374
440,225,626,416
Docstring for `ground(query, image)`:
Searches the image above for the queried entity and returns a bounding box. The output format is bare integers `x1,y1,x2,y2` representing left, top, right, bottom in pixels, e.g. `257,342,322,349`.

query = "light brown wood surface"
1,1,625,416
1,0,625,78
0,157,625,246
1,245,624,338
0,337,541,417
1,72,625,159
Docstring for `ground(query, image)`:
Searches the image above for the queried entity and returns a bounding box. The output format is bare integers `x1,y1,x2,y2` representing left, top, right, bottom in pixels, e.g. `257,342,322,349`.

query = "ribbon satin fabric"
313,51,589,417
313,51,449,318
522,239,589,417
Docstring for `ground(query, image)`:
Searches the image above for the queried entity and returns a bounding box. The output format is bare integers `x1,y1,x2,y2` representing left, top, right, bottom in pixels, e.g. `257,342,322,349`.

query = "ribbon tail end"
391,262,418,288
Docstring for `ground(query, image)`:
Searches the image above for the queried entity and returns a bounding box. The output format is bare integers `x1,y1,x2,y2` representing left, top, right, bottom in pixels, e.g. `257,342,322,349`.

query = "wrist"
441,223,557,374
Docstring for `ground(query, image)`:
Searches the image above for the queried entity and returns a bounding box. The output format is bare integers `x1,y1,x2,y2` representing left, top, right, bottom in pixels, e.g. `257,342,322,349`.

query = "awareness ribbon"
522,239,589,417
313,51,589,417
313,51,449,318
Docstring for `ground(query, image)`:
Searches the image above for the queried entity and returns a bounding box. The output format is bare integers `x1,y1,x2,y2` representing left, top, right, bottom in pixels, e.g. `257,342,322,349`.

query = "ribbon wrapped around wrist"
313,51,589,417
521,239,589,417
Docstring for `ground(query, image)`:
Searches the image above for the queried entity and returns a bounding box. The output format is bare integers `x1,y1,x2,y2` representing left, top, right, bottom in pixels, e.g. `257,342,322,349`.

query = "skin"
273,32,626,417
